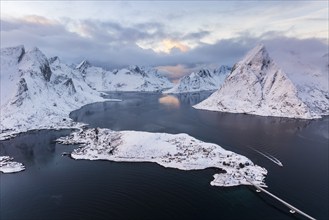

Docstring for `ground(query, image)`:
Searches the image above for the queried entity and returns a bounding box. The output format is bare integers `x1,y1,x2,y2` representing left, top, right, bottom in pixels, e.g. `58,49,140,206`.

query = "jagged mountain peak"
0,45,25,64
19,47,52,82
76,60,91,70
25,47,50,62
214,65,232,75
127,65,148,77
229,44,274,82
23,46,48,62
239,43,270,67
196,69,212,78
29,46,42,53
0,45,25,54
49,56,60,64
128,65,142,72
194,44,319,119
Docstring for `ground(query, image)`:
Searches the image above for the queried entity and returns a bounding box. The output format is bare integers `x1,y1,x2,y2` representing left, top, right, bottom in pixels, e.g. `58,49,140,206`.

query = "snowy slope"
0,46,109,138
272,50,329,117
76,62,173,92
0,45,25,106
163,66,231,94
194,44,327,119
57,128,267,187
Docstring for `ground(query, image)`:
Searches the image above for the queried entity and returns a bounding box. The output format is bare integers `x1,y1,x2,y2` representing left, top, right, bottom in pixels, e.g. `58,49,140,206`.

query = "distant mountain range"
194,44,329,119
163,66,231,94
76,60,173,92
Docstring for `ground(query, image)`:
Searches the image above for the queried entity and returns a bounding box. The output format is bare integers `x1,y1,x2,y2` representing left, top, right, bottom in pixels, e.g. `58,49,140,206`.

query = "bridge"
246,179,316,220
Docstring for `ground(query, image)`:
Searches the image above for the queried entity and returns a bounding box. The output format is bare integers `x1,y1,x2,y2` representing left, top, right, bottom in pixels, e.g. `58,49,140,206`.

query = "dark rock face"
49,56,59,64
11,78,29,107
76,60,91,71
76,60,91,77
197,69,211,78
63,78,77,95
40,62,52,82
17,47,25,63
128,65,147,77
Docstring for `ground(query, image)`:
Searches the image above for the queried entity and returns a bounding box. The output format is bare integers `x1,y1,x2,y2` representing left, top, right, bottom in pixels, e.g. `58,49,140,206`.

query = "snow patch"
0,156,25,173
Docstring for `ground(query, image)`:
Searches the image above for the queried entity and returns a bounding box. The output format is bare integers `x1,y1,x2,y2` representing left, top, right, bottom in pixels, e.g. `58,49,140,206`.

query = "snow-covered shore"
0,156,25,173
57,128,267,187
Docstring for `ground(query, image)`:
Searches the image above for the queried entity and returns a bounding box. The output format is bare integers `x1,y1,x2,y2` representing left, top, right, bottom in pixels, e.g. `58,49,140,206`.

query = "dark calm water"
1,92,328,220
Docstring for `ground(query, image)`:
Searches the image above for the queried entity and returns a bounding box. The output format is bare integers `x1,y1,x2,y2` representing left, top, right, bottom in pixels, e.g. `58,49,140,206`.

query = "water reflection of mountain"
0,130,72,166
197,109,313,137
172,91,213,106
70,92,317,140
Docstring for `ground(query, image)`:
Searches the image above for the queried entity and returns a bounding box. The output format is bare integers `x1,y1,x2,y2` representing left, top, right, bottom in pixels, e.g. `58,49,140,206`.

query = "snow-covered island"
0,156,25,173
163,66,231,94
57,128,267,187
194,44,329,119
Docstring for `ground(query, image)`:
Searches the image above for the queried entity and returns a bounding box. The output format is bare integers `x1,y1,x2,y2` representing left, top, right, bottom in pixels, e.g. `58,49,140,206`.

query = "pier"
247,180,316,220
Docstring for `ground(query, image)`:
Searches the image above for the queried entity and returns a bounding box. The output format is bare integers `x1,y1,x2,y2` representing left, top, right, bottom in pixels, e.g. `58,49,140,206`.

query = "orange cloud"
137,38,190,54
157,64,190,82
161,39,189,53
23,15,57,25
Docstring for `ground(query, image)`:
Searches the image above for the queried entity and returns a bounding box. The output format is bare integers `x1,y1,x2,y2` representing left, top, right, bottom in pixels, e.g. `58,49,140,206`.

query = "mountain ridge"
76,62,173,92
163,65,231,94
0,45,106,137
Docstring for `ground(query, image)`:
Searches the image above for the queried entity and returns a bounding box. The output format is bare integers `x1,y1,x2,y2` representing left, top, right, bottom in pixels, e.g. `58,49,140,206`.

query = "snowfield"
57,128,268,187
194,44,329,119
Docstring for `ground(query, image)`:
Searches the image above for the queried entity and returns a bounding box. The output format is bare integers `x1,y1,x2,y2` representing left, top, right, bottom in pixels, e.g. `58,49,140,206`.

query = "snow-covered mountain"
272,49,329,118
163,66,231,94
194,44,329,119
76,61,173,92
0,46,106,137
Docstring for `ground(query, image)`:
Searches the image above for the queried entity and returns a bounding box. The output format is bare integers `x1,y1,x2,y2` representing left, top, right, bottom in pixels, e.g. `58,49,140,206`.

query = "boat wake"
250,147,283,167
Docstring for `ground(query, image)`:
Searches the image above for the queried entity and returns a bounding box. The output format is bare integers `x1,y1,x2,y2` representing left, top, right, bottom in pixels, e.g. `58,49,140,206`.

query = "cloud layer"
1,1,328,80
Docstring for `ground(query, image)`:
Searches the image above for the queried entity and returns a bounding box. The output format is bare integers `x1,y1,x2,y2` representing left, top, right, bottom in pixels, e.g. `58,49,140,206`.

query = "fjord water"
1,92,328,220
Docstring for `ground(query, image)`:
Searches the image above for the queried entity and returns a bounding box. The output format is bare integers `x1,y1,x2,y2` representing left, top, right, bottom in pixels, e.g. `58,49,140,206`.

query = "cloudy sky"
1,0,328,80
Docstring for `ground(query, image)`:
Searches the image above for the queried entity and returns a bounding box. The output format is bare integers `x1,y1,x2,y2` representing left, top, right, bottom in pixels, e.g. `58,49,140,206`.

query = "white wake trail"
250,147,283,167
